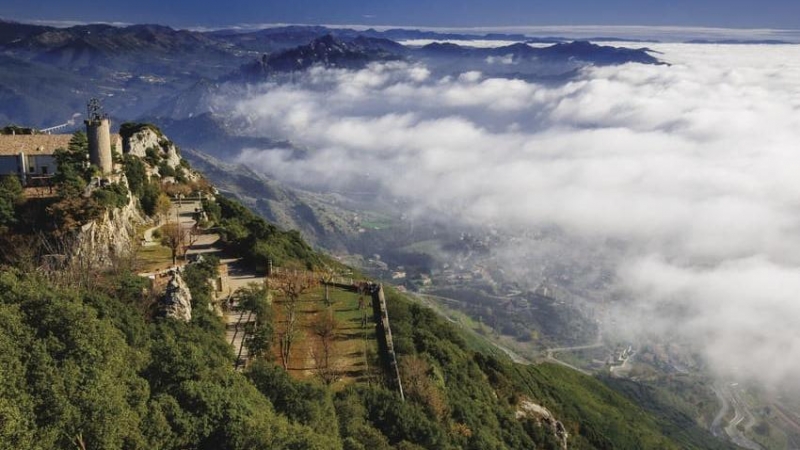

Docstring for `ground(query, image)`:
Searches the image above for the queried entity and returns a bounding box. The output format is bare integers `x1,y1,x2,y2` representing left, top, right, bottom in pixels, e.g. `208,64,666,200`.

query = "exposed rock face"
516,398,569,449
123,128,159,158
164,144,181,169
161,270,193,321
123,128,182,169
75,183,144,268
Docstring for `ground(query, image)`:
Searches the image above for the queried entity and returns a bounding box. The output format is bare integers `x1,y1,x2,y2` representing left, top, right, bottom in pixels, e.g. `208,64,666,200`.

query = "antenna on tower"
86,98,106,122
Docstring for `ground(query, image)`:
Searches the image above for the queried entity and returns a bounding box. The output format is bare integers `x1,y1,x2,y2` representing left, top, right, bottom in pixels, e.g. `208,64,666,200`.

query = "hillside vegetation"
0,125,733,449
0,263,734,449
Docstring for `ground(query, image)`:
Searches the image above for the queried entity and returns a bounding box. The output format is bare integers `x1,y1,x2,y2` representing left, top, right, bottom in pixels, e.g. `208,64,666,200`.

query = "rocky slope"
75,184,144,267
122,124,182,170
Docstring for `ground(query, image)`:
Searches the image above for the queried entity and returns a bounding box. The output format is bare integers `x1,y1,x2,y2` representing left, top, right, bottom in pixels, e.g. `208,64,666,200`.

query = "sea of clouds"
227,43,800,389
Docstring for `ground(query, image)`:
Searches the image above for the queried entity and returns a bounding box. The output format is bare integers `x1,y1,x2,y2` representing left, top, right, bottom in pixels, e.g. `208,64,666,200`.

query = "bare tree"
188,223,202,249
310,311,340,384
269,266,318,369
311,338,342,385
321,267,336,306
160,222,187,265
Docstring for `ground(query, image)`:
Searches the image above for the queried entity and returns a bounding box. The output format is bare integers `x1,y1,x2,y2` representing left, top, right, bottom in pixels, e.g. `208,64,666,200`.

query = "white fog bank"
227,43,800,388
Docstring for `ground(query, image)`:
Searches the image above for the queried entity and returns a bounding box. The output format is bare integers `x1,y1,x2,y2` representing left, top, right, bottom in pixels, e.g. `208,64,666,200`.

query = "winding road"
711,382,762,450
544,340,604,375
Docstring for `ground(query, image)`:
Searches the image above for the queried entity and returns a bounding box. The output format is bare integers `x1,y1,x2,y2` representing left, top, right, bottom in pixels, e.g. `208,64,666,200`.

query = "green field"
271,284,380,388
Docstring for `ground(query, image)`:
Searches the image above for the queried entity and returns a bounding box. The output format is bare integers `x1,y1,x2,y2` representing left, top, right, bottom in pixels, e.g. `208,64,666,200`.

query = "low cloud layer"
228,44,800,389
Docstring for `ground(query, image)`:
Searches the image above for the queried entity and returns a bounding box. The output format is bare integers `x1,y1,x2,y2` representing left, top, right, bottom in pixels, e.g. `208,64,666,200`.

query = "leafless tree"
321,266,336,306
160,222,187,265
311,338,343,385
310,311,340,384
269,266,318,369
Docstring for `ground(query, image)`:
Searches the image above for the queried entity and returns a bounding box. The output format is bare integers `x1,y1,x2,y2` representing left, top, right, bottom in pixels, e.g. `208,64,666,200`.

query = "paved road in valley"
711,382,762,450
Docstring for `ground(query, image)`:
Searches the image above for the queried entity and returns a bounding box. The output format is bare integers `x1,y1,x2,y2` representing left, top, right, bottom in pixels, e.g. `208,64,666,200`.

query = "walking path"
220,258,266,370
141,200,201,246
226,300,253,370
170,199,265,370
142,223,161,246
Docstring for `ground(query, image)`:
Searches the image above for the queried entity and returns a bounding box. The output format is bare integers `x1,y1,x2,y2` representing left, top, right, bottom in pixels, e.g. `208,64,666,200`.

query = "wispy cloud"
6,17,131,28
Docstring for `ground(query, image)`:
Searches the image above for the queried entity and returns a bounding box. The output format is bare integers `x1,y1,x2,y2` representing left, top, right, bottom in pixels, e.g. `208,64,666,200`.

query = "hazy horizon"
7,16,800,44
5,0,800,32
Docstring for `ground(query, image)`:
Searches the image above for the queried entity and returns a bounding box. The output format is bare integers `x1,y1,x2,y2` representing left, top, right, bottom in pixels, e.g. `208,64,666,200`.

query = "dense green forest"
0,125,734,449
0,263,734,449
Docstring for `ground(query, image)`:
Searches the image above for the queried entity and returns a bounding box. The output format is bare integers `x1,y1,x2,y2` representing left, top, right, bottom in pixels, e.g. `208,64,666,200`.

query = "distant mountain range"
235,35,407,80
0,20,662,127
418,39,661,65
234,33,661,79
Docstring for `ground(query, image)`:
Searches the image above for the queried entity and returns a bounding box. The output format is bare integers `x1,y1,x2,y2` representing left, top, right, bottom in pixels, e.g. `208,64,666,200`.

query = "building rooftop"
0,134,72,156
0,133,122,156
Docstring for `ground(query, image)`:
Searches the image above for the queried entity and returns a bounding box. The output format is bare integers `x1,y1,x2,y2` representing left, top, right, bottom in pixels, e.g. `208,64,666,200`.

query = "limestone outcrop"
515,398,568,449
161,270,193,322
75,186,144,268
123,127,182,169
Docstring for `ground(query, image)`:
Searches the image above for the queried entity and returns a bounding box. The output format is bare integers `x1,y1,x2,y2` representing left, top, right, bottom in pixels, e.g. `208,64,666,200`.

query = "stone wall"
370,283,405,400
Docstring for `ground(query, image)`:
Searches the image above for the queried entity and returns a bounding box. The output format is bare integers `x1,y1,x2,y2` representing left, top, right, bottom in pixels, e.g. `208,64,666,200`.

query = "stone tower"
85,98,113,174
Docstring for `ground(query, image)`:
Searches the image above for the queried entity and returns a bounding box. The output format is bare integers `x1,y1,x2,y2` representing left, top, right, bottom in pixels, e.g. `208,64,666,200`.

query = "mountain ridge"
0,20,664,126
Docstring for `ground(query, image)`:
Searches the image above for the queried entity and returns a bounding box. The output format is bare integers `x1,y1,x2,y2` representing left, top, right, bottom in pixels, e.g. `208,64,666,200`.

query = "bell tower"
84,98,113,174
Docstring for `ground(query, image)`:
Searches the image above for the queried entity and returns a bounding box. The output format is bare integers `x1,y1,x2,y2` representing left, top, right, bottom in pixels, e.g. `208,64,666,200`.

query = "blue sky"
2,0,800,30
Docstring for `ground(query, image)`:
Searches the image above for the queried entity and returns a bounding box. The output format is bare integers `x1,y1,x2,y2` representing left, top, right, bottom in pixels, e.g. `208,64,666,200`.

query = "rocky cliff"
75,185,145,268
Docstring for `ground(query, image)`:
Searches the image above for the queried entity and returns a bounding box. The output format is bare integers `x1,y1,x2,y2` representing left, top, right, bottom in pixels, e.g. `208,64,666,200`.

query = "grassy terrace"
133,243,173,273
271,284,380,388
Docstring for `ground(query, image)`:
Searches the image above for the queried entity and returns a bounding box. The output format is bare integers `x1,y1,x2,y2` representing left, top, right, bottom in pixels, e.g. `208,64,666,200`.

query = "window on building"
41,166,48,174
